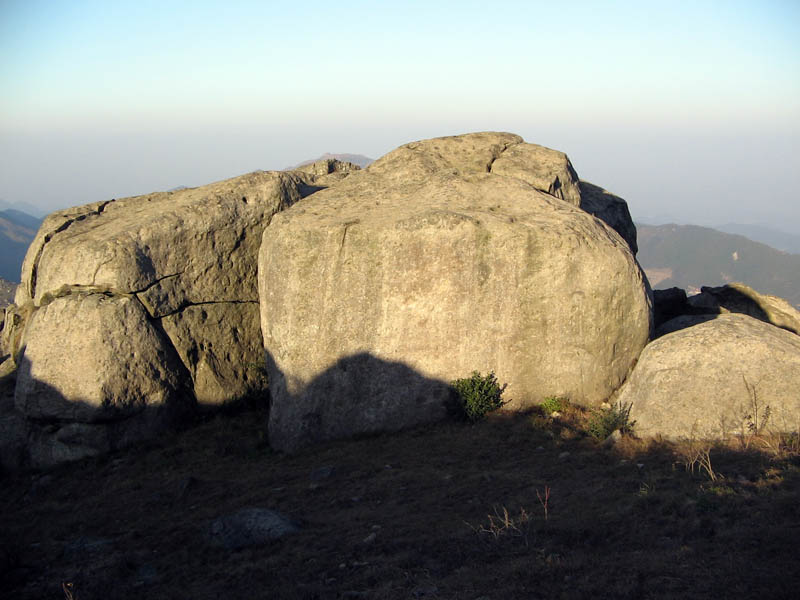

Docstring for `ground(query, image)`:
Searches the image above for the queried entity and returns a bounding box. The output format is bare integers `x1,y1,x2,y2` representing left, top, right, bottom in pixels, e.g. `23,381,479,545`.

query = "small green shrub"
540,396,567,416
587,401,635,440
451,371,507,422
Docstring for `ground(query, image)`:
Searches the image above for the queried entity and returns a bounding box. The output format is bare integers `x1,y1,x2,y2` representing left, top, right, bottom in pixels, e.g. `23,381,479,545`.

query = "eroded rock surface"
616,314,800,440
3,164,358,468
160,303,267,405
260,132,650,452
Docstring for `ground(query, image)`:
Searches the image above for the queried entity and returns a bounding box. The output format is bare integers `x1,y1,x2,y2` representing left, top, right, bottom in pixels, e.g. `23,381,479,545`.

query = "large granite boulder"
10,168,357,406
3,164,358,468
616,313,800,440
259,132,651,452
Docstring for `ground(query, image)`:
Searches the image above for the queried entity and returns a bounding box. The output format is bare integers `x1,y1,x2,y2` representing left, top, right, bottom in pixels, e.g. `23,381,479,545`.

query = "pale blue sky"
1,0,799,231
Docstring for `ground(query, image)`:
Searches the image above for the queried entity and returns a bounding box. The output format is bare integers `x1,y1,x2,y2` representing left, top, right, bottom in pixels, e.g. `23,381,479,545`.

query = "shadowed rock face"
578,181,638,254
3,163,359,468
616,313,800,441
688,283,800,336
15,293,187,422
11,171,306,414
649,282,800,339
260,132,650,452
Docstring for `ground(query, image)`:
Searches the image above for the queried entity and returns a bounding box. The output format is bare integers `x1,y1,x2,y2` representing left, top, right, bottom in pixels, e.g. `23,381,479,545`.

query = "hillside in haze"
0,209,40,283
637,223,800,308
0,199,45,219
716,223,800,254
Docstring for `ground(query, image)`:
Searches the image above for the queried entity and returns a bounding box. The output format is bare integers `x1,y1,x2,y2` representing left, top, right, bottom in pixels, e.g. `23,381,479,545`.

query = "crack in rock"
486,140,523,173
28,200,116,300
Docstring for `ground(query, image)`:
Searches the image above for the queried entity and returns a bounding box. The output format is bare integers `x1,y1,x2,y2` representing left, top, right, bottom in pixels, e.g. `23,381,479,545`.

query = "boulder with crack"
3,162,358,468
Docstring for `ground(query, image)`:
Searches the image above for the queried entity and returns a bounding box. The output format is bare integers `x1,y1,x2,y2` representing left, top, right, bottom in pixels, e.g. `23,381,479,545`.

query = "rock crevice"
25,200,117,302
2,164,365,469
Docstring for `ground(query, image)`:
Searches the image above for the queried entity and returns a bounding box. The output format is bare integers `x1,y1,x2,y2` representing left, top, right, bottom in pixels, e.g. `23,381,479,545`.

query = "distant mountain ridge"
716,223,800,255
637,223,800,308
0,198,46,218
0,208,41,231
0,209,41,283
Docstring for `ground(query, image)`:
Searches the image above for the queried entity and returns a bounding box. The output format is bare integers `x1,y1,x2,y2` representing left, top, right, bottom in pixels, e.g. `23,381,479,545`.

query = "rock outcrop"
616,314,800,440
2,163,359,468
578,182,638,254
259,132,650,452
650,282,800,339
651,287,689,330
1,131,648,466
687,283,800,336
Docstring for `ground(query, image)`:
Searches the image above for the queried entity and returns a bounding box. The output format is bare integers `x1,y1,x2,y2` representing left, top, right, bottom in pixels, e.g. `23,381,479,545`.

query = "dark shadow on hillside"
265,350,459,453
298,183,327,198
5,403,800,598
0,355,198,472
654,313,719,337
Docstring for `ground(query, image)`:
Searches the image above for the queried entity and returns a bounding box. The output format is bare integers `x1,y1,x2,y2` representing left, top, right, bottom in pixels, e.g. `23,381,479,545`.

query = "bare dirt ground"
2,388,799,599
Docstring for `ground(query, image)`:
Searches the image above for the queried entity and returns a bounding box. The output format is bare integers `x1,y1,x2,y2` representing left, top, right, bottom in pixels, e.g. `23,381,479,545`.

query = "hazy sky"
1,0,799,232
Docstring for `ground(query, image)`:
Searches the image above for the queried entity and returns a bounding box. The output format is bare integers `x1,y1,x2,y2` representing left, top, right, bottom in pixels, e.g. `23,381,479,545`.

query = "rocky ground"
1,372,798,599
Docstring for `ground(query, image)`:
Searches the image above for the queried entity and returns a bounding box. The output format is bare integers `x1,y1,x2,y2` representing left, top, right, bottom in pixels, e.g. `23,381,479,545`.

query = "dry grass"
1,402,799,599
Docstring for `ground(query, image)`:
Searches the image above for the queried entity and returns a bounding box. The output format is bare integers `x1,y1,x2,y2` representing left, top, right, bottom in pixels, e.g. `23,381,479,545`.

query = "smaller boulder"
652,287,689,330
578,181,638,254
15,293,190,423
616,314,800,440
688,283,800,335
491,142,582,206
209,508,300,550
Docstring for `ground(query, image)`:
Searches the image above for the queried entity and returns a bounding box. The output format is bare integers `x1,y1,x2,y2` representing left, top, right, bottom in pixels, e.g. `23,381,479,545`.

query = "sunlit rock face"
259,132,650,452
617,313,800,440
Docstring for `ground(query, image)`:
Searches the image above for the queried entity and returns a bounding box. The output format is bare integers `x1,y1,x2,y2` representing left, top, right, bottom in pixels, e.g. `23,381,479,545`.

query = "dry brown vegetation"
1,395,799,599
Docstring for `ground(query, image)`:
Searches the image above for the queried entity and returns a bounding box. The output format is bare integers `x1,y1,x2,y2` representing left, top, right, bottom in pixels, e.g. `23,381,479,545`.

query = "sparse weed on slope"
587,401,635,440
540,396,567,416
451,371,507,422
